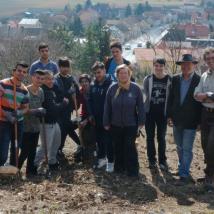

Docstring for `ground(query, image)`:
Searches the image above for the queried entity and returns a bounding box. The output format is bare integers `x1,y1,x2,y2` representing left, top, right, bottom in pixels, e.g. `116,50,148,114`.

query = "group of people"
0,41,213,187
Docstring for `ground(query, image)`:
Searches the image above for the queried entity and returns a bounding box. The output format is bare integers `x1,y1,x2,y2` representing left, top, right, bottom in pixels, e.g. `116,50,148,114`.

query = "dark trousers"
111,125,139,176
8,121,24,166
18,132,39,174
96,126,114,163
201,108,214,176
58,120,80,151
0,121,23,166
145,110,167,164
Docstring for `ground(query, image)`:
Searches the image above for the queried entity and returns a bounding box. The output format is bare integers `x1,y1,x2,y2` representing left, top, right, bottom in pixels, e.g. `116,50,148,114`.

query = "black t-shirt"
150,74,169,112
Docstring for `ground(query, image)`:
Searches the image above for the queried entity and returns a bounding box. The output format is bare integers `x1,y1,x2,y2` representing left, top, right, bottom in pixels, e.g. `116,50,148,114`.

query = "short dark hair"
38,42,48,51
110,41,122,51
79,74,91,83
153,57,166,66
15,61,29,70
34,69,46,76
92,61,105,71
58,57,71,68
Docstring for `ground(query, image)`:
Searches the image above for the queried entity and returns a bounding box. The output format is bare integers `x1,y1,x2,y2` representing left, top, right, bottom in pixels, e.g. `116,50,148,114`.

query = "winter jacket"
88,75,112,126
103,82,145,127
53,73,79,121
42,85,67,124
167,72,202,129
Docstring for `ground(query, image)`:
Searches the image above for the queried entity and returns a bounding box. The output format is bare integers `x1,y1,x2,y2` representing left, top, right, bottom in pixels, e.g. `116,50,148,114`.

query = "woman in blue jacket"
103,64,145,177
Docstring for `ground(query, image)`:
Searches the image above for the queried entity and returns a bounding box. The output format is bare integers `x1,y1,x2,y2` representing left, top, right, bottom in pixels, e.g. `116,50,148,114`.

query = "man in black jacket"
167,54,202,184
88,62,113,172
53,57,80,158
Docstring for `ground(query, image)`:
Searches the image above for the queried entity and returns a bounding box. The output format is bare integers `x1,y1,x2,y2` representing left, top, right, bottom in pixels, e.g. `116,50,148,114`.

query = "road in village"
123,25,169,63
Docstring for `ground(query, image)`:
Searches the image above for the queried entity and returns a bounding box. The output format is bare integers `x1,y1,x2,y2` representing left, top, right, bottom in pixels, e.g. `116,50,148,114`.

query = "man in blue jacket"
88,62,114,172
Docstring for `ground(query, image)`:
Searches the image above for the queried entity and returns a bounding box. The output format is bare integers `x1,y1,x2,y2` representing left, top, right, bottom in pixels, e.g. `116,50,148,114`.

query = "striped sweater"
0,78,29,122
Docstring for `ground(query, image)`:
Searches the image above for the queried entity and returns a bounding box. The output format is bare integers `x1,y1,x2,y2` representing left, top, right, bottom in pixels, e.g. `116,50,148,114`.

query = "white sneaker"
106,162,114,173
97,158,107,169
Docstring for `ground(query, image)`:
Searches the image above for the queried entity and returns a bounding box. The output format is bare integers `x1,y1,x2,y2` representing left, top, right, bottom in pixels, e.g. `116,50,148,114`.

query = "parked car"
137,42,143,47
124,44,131,50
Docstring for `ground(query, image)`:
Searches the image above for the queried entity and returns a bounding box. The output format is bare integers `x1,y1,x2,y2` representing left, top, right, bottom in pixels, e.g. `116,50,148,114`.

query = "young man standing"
53,57,80,158
34,71,68,170
143,58,171,170
194,48,214,187
0,62,29,166
29,43,59,76
88,62,114,172
105,41,132,82
18,70,46,176
167,54,201,184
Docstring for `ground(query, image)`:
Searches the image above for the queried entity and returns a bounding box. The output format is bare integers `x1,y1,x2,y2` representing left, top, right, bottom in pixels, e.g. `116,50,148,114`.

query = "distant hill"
0,0,200,17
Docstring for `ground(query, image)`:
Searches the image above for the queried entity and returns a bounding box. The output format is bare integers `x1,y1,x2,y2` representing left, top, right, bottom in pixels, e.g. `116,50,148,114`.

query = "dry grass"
0,128,213,213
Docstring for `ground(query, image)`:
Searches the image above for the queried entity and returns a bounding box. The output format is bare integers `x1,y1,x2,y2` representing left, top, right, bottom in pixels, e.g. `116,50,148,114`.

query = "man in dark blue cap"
167,53,202,185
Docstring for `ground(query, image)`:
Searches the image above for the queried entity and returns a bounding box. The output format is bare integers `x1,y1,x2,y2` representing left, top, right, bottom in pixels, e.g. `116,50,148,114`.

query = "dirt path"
0,129,214,214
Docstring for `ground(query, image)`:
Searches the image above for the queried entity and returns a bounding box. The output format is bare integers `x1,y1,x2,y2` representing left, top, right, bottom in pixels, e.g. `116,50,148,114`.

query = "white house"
18,18,42,35
19,18,42,29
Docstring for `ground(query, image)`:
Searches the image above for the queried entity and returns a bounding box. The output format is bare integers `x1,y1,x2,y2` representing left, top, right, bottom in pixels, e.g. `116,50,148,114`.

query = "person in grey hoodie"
103,64,145,177
143,57,171,170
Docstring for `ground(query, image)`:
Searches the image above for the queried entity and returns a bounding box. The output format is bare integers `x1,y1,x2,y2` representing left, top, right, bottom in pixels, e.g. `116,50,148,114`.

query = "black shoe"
149,162,157,169
159,162,169,171
26,166,38,177
49,162,60,171
57,150,66,161
175,176,195,186
57,150,65,157
74,146,84,163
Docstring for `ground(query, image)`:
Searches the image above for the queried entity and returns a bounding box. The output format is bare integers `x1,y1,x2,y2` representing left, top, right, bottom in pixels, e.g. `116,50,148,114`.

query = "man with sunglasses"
0,61,29,166
29,43,59,76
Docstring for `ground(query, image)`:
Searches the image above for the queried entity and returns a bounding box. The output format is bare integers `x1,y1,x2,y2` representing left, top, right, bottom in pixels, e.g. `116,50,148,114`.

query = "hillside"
0,0,200,17
0,129,214,213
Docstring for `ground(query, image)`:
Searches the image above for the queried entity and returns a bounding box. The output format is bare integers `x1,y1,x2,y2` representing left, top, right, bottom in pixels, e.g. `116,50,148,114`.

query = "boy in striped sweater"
0,61,29,166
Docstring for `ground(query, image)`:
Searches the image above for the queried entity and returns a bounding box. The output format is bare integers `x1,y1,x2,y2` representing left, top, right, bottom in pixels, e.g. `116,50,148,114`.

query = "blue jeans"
0,121,24,166
173,126,196,177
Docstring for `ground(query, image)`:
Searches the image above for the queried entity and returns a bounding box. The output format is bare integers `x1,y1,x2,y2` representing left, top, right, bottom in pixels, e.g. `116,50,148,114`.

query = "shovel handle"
13,80,19,168
42,117,48,164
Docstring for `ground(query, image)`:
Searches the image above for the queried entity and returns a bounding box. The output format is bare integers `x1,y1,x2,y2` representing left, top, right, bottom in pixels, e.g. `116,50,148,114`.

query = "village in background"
0,0,213,81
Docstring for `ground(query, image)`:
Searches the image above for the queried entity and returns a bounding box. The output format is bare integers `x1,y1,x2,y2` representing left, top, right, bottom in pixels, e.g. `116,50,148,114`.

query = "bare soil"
0,128,214,214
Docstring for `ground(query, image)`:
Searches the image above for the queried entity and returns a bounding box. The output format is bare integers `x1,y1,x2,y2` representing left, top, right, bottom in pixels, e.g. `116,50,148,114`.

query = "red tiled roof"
134,48,203,62
177,23,209,38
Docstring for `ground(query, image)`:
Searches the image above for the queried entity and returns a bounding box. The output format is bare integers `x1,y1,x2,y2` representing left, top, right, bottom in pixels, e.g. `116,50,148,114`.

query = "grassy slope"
0,0,200,17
